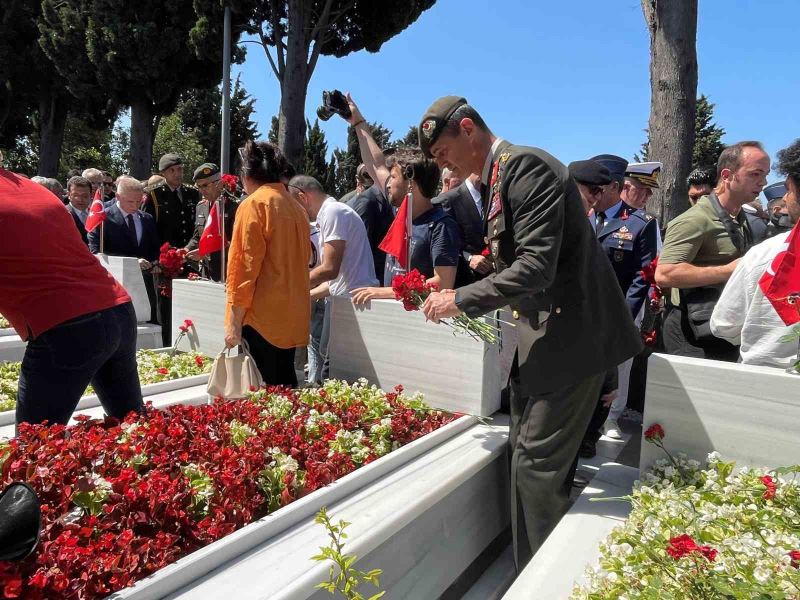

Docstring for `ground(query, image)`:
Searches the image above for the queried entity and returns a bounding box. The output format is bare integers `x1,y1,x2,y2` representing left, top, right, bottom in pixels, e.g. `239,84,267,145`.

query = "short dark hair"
686,167,716,190
437,104,489,142
716,141,764,181
288,175,325,194
776,138,800,189
239,140,285,184
67,175,92,193
386,146,441,199
768,197,786,212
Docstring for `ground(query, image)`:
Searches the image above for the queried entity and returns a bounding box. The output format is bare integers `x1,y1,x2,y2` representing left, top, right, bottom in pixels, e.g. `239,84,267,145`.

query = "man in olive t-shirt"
656,141,769,361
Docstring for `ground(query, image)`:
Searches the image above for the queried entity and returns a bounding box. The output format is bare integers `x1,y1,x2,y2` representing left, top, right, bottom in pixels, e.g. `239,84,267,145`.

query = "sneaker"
603,419,623,440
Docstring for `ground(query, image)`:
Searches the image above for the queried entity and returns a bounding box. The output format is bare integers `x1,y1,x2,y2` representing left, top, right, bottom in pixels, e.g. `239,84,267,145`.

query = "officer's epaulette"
627,208,655,223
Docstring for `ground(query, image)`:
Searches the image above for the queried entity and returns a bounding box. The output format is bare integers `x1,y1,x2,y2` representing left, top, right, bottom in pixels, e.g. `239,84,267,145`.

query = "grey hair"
288,175,325,194
43,178,64,196
116,175,144,195
81,168,104,181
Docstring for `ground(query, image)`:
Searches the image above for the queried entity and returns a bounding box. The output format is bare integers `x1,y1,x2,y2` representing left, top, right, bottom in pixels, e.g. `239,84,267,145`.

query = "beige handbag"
207,339,263,399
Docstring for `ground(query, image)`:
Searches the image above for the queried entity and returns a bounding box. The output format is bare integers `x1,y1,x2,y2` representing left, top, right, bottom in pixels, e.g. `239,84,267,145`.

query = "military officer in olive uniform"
144,153,200,249
419,96,642,569
185,163,238,282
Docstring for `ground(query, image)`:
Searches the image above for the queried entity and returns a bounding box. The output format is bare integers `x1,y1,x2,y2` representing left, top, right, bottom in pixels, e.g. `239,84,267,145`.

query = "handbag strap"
707,192,752,255
217,337,256,360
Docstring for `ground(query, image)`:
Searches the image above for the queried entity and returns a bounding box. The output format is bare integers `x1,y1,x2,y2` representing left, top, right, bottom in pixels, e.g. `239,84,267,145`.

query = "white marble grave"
329,296,517,416
107,414,508,600
502,463,638,600
97,254,153,323
171,279,227,357
641,353,800,471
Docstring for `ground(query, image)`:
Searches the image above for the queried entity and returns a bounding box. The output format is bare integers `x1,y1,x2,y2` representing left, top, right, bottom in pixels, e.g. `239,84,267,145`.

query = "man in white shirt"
711,139,800,369
289,175,378,382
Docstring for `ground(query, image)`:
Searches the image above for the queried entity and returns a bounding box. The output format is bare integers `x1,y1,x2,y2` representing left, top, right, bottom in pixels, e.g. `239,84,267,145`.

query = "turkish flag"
198,201,223,256
84,187,106,232
379,194,409,270
759,221,800,325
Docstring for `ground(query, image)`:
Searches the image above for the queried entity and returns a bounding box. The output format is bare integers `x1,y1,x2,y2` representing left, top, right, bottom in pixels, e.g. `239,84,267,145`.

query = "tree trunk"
279,0,311,169
37,89,68,177
641,0,698,225
129,97,156,179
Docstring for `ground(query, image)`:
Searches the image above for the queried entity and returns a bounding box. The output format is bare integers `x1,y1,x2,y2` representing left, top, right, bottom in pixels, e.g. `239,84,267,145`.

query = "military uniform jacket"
186,196,238,281
596,202,659,318
454,142,643,396
143,184,200,249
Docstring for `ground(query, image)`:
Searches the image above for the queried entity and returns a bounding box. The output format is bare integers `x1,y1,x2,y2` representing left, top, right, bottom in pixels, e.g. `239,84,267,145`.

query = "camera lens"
317,106,334,121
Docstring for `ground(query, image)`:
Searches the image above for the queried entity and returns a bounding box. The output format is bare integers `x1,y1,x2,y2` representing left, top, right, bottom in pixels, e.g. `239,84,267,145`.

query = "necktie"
595,211,606,234
176,187,183,202
126,213,137,242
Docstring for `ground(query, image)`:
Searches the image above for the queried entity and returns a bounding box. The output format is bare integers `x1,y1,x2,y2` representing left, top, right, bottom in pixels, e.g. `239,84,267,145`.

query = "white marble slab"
0,383,210,440
98,254,153,323
0,328,16,338
109,414,488,600
642,354,800,472
0,347,209,427
171,279,227,357
0,334,26,363
502,463,638,600
329,297,516,416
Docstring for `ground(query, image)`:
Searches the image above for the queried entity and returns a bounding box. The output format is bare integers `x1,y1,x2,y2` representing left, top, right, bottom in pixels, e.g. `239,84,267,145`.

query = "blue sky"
235,0,799,184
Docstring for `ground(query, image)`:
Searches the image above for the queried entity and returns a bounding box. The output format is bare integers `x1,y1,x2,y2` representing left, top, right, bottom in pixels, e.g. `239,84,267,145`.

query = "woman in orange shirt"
224,141,310,386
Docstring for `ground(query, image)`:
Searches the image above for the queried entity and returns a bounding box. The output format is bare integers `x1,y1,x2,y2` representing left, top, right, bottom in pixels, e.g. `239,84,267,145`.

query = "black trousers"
17,303,144,427
242,326,297,388
663,306,739,362
509,366,604,570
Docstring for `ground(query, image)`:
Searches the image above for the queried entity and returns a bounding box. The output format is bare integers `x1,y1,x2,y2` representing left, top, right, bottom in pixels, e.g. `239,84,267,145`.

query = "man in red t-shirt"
0,168,144,427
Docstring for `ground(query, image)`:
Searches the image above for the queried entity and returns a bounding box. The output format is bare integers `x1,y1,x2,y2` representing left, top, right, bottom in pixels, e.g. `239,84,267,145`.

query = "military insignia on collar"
421,119,437,139
619,226,629,233
499,152,511,164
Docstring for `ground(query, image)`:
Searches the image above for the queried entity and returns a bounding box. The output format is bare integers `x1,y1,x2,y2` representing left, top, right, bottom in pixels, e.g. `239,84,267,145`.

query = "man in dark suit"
88,176,160,263
419,96,642,570
65,175,92,245
143,153,200,249
434,172,493,283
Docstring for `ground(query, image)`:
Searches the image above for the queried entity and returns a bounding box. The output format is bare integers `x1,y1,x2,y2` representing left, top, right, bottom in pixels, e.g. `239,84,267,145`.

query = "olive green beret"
158,153,183,172
192,163,220,182
418,95,467,157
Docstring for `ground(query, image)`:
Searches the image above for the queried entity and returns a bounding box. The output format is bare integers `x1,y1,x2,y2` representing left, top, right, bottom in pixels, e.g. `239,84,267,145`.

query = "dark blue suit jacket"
67,205,89,245
433,182,485,256
88,203,160,262
596,202,659,318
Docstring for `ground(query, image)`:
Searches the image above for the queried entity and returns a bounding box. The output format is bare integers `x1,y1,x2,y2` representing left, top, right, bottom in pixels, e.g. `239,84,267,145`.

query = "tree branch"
258,23,282,81
306,0,339,84
308,0,336,43
270,0,286,75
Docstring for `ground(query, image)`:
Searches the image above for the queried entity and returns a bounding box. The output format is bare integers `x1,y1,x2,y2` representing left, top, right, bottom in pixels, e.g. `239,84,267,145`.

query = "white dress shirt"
710,230,798,369
464,177,483,216
116,201,143,244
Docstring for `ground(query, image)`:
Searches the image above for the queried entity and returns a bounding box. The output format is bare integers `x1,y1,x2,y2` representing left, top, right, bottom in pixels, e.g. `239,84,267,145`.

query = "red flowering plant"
577,426,800,598
155,243,188,297
0,379,455,599
169,319,195,357
391,269,507,344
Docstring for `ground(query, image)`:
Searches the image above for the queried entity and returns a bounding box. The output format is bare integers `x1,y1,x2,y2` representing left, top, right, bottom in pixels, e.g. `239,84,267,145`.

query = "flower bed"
571,426,800,599
0,380,455,599
0,349,211,413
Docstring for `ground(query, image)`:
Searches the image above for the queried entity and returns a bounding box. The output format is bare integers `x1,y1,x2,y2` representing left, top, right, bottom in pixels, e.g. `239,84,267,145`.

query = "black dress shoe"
578,440,596,458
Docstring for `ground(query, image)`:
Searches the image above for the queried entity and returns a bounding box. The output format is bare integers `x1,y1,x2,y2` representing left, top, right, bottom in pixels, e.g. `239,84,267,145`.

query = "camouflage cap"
418,95,467,158
192,163,220,182
158,153,183,172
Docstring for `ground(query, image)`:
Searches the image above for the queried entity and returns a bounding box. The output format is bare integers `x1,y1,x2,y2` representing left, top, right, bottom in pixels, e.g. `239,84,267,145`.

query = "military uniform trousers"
509,364,604,569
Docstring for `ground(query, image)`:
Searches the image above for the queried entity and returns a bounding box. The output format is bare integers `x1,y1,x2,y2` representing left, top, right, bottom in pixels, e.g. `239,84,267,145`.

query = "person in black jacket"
65,175,93,245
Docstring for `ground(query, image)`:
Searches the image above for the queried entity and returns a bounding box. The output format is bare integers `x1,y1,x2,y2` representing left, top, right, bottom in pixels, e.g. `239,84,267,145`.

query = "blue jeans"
17,302,144,427
307,299,326,384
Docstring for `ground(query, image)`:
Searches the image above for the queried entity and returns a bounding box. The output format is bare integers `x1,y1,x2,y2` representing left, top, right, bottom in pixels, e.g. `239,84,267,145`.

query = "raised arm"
345,94,391,194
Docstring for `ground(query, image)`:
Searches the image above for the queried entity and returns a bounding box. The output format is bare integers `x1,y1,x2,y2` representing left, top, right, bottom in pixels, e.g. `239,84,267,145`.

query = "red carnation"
789,550,800,568
194,356,204,367
760,475,777,500
644,423,665,442
2,577,22,598
640,257,659,284
184,319,193,328
157,367,169,375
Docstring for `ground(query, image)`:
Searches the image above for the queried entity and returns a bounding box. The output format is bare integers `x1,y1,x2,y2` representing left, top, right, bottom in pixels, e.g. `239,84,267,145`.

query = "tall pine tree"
302,119,331,186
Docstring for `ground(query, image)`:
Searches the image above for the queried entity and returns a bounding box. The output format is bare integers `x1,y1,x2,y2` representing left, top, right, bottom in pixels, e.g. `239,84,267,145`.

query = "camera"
316,90,352,121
